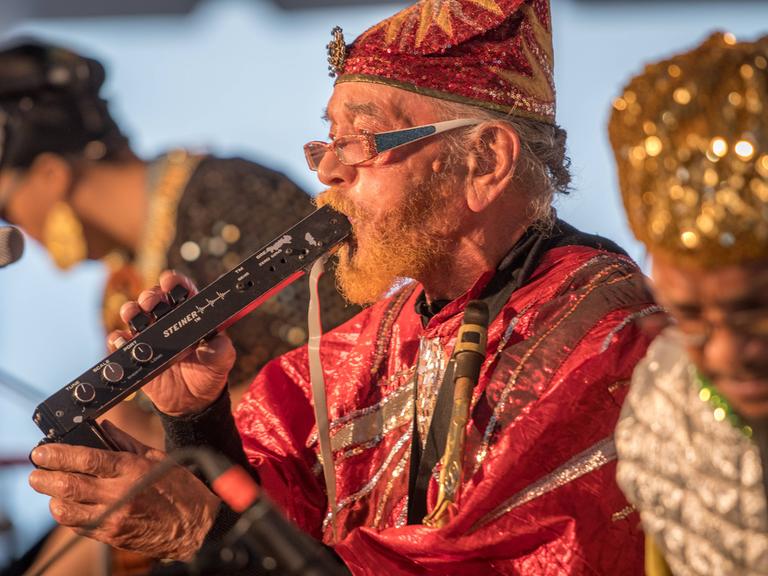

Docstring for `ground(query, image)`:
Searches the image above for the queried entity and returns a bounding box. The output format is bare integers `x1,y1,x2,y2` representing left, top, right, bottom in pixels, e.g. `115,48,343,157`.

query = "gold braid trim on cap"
609,32,768,268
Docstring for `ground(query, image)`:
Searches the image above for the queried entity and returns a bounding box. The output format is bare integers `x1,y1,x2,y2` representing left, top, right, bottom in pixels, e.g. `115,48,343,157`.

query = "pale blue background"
1,0,767,565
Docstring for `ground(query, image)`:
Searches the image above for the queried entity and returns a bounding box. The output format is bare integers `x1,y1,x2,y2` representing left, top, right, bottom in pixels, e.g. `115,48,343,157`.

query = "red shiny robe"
235,245,657,575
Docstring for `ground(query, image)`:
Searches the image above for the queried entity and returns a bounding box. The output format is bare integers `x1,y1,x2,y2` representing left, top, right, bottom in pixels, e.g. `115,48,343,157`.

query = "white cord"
307,255,337,540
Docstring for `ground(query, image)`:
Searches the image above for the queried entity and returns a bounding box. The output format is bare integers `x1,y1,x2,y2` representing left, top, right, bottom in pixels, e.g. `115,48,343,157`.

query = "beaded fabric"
166,156,358,387
330,0,555,123
104,154,359,389
616,329,768,575
609,32,768,268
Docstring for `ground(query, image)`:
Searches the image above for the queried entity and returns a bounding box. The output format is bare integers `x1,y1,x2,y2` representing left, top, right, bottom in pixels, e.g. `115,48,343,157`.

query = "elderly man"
29,1,656,573
610,33,768,576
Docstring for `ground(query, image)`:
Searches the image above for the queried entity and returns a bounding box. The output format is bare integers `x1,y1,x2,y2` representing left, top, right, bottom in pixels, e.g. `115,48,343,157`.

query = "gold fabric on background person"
609,32,768,268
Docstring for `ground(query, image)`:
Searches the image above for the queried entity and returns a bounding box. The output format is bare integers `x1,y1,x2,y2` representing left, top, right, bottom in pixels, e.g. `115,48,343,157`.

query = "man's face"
652,257,768,419
315,83,467,305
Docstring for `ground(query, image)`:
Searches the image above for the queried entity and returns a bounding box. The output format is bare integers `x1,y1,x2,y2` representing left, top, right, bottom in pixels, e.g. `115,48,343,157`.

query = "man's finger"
159,269,198,297
30,444,133,478
29,470,107,504
100,420,162,460
107,329,132,351
50,498,105,529
137,285,165,314
194,333,236,375
120,299,147,324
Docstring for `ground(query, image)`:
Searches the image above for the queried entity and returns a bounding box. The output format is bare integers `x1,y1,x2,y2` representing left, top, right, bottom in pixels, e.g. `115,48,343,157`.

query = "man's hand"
29,421,220,561
110,269,236,417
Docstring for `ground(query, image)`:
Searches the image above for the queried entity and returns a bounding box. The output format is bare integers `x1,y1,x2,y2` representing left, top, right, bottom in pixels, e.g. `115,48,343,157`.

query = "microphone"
451,300,489,385
423,300,489,528
193,449,349,576
0,225,24,268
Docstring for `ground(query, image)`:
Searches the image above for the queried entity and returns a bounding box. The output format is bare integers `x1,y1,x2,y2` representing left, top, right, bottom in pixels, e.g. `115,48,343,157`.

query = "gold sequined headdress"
609,32,768,267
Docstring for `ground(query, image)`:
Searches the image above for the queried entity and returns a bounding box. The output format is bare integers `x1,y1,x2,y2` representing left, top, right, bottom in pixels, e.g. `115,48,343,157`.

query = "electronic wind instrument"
33,205,351,450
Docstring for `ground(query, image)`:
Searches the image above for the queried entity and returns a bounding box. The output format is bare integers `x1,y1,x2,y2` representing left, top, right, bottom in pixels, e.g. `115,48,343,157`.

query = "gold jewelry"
326,26,347,78
134,149,202,286
609,32,768,268
42,200,87,270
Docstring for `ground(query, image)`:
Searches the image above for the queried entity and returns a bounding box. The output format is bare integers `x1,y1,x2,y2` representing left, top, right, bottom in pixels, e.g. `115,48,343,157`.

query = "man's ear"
465,122,520,213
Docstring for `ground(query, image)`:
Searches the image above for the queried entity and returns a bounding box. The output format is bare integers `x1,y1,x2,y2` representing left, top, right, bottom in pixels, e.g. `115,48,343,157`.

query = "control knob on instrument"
72,382,96,404
131,343,154,364
101,362,125,385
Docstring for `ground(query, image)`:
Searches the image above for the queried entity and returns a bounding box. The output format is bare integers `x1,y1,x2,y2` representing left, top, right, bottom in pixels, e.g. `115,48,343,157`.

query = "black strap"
406,219,626,524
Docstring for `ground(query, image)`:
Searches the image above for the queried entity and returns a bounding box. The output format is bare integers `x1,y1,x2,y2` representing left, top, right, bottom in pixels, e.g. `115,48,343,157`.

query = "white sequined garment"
616,329,768,576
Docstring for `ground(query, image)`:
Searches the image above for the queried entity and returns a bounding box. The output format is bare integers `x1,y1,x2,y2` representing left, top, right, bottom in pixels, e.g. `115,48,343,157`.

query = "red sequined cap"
331,0,555,123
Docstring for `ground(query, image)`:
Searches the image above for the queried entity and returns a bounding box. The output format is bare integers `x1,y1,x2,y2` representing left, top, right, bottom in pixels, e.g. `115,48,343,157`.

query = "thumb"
194,333,236,376
100,420,162,460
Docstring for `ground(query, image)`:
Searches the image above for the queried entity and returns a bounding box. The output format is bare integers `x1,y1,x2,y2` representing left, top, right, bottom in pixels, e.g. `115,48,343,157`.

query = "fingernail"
31,447,49,466
111,336,127,349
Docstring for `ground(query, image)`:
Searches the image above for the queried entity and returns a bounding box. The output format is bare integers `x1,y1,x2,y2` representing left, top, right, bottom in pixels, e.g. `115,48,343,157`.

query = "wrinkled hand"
29,421,220,561
109,270,236,417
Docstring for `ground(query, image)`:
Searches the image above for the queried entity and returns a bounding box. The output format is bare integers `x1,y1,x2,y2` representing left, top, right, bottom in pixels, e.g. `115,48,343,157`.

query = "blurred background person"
611,32,768,576
0,38,356,575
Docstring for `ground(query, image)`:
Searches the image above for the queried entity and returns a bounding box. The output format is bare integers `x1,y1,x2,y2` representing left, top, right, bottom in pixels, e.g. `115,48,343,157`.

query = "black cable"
0,366,45,407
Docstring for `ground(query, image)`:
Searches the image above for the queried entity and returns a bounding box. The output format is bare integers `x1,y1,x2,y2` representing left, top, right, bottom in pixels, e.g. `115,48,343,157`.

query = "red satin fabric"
235,245,656,575
337,0,556,123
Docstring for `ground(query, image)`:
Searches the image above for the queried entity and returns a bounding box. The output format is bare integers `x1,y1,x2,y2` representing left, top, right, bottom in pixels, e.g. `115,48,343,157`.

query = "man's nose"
703,324,753,378
317,148,355,188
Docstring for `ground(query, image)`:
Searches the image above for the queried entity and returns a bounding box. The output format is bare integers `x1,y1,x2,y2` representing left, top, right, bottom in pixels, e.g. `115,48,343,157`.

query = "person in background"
610,32,768,576
0,39,355,575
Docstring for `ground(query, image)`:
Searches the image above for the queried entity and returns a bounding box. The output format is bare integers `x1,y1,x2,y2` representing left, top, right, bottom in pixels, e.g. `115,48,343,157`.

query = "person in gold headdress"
610,32,768,576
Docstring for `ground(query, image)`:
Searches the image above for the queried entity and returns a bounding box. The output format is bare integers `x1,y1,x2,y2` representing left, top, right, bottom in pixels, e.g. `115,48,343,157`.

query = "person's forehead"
325,83,435,124
652,257,768,304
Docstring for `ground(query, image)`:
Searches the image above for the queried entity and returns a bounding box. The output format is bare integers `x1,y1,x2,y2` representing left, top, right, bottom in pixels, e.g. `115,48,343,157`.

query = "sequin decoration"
695,370,753,439
615,330,768,575
609,32,768,267
322,428,413,532
165,156,359,387
415,336,448,449
333,0,556,123
471,435,618,532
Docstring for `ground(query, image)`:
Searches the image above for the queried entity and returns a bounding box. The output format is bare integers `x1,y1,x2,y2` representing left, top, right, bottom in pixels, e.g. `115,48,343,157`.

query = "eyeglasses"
672,307,768,348
303,118,484,171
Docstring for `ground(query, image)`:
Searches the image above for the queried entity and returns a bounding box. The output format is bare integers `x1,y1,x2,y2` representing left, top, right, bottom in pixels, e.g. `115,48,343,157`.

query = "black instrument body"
33,206,350,450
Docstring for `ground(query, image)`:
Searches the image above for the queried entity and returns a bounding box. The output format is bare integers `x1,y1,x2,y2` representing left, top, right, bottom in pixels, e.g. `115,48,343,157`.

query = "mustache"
315,189,365,221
